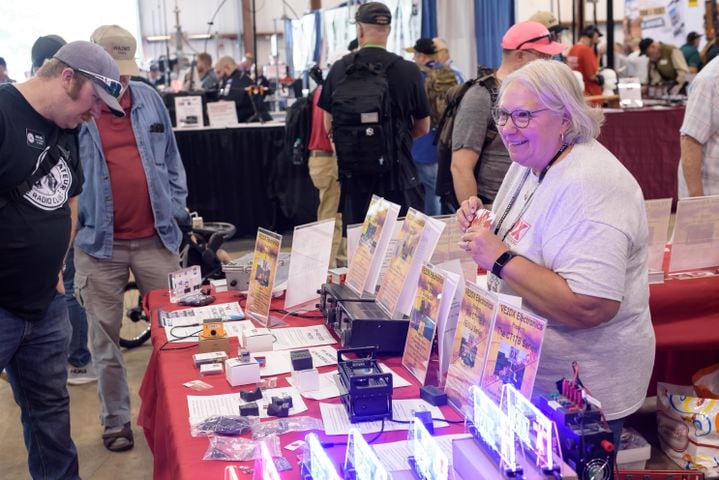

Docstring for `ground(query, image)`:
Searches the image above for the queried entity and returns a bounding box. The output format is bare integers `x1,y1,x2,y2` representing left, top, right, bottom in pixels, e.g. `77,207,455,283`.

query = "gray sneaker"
67,363,97,385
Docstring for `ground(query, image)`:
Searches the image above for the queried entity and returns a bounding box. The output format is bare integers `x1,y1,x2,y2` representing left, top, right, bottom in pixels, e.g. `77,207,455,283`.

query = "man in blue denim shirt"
74,25,191,452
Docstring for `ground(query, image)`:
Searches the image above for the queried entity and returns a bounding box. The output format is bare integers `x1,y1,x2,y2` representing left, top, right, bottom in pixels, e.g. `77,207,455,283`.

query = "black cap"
32,34,66,70
405,38,437,55
639,38,654,55
355,2,392,25
582,25,603,38
687,31,702,43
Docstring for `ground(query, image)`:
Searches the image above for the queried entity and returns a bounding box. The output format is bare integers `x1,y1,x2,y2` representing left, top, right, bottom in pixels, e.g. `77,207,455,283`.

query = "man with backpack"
319,2,430,226
447,21,565,207
407,37,459,215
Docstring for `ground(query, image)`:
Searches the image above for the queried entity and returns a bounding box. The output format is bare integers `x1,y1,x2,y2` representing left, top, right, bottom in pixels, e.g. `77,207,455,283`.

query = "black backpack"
434,65,498,209
284,92,313,166
330,53,401,177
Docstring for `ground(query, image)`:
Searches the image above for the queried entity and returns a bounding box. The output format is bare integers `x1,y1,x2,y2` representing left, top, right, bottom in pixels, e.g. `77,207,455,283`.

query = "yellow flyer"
345,196,390,295
401,264,445,385
376,209,426,316
246,228,282,326
444,283,497,415
480,301,547,403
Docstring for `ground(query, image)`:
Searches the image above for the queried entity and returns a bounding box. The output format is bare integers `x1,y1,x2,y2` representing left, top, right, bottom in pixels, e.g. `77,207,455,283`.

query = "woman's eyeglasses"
492,108,551,128
74,68,122,97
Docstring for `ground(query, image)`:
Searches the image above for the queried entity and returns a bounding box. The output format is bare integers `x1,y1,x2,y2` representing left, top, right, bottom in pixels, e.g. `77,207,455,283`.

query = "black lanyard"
493,143,569,240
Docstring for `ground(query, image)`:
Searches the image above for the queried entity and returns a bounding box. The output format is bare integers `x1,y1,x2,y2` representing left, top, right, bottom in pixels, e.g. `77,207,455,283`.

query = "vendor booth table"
647,274,719,395
137,290,464,480
138,271,719,478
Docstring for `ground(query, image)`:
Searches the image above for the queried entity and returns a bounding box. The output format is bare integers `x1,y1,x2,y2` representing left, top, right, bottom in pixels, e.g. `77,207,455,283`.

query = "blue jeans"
64,248,91,368
415,162,441,216
0,295,80,480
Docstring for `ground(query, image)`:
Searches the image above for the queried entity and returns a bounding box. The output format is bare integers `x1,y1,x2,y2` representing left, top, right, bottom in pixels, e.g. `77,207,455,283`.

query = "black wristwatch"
491,251,519,279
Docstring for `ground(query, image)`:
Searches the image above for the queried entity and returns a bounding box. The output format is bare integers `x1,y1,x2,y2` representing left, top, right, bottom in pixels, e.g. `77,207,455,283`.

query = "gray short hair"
497,59,604,144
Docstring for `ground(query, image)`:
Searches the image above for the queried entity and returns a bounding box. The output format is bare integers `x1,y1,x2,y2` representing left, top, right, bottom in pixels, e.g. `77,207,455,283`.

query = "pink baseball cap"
502,21,566,55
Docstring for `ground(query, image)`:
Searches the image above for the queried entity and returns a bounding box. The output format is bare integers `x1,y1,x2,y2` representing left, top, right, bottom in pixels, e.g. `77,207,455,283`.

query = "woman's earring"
560,131,565,144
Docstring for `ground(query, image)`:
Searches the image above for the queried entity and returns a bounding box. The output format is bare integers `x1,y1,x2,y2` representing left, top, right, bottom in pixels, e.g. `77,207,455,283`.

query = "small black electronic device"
317,283,374,329
337,347,393,423
420,385,448,406
271,395,293,409
240,387,263,402
290,349,313,371
239,402,259,417
535,389,615,480
334,299,409,355
267,403,289,417
414,410,434,435
178,294,215,307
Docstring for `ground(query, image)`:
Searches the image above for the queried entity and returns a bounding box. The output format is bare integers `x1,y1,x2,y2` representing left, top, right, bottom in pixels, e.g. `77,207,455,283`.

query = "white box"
617,427,651,470
193,351,228,368
242,327,274,353
225,358,261,387
200,362,224,375
209,278,227,293
290,368,320,393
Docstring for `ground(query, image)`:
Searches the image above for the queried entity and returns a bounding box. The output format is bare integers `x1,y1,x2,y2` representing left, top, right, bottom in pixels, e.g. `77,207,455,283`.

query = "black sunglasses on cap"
514,33,551,51
74,67,122,98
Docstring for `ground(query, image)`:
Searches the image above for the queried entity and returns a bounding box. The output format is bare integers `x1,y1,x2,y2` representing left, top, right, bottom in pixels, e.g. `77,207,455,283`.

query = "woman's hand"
459,227,508,271
456,196,483,231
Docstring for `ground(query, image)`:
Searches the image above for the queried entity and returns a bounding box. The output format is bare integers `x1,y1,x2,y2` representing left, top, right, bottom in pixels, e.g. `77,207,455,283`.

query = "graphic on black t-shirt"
23,147,73,211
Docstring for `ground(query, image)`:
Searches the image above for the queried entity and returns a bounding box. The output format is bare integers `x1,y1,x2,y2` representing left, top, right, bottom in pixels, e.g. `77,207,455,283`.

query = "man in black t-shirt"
0,41,123,480
318,2,430,224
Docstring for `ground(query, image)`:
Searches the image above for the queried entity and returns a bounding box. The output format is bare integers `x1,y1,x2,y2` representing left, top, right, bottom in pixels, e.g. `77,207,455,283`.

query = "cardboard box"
225,358,260,387
241,327,274,352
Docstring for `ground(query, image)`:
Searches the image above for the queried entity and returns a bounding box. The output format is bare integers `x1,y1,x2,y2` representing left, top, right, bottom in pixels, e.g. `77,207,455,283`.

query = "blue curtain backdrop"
421,0,437,38
312,11,322,63
474,0,514,68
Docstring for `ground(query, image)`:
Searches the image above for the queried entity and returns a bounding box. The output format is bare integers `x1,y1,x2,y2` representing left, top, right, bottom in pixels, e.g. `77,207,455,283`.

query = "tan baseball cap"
433,37,449,51
528,11,567,33
91,25,141,76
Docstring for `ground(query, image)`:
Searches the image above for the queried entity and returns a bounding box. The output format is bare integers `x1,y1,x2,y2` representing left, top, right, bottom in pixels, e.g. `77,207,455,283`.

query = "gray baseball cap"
53,40,124,117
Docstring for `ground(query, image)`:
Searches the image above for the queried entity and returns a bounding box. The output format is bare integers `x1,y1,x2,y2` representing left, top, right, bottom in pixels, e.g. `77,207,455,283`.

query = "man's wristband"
491,250,519,279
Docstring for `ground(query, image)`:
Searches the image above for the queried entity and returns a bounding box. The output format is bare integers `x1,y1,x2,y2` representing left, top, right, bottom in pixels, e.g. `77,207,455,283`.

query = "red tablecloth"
598,106,684,207
138,273,719,478
137,290,464,480
647,275,719,395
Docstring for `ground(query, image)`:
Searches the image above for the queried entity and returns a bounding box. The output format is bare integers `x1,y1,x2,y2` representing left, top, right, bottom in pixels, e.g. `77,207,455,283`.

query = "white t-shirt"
488,139,655,420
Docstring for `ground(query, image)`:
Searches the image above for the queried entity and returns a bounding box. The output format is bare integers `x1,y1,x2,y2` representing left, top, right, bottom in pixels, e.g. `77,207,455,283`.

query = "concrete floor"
0,344,154,480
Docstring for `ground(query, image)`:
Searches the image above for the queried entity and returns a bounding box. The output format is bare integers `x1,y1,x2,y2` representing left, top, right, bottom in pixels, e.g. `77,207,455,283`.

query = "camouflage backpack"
421,63,459,128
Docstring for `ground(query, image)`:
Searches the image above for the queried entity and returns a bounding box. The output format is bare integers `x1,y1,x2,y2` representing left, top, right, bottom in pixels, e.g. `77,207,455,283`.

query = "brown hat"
528,11,566,33
91,25,141,76
355,2,392,26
